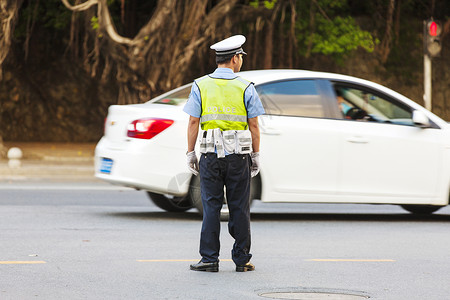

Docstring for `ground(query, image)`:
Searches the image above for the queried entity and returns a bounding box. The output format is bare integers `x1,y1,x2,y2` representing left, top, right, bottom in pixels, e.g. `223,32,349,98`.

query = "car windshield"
152,85,191,105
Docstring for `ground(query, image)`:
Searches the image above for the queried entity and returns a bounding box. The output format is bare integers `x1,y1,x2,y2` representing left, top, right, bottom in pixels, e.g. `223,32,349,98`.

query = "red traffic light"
429,21,438,36
427,20,441,37
424,19,442,57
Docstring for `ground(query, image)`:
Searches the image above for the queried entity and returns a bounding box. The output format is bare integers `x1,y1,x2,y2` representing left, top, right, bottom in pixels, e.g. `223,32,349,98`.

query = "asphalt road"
2,181,450,300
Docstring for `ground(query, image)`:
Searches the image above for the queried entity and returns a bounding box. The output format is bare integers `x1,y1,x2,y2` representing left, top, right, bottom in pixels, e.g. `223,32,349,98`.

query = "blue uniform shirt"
183,68,265,119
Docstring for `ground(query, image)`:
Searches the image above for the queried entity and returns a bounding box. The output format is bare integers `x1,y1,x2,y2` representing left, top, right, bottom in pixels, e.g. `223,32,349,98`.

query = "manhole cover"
260,292,369,299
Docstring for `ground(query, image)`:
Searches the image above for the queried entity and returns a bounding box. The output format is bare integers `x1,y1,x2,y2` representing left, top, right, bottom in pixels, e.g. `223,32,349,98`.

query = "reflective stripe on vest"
197,75,250,131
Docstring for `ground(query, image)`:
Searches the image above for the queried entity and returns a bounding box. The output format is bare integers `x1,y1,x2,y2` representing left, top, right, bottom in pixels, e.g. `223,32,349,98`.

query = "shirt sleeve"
245,84,265,119
183,83,202,118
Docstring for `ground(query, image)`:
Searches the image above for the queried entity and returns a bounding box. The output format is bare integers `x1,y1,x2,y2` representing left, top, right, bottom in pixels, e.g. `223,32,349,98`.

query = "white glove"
186,151,199,176
250,152,260,177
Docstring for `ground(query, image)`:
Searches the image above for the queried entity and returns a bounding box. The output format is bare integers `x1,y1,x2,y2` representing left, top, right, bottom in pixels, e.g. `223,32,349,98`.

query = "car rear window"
256,80,326,117
153,85,191,105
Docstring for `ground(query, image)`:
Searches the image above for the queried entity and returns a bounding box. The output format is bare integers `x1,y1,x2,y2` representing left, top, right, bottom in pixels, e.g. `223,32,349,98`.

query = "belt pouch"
236,130,252,154
205,129,215,153
223,130,237,154
213,128,225,158
199,130,207,153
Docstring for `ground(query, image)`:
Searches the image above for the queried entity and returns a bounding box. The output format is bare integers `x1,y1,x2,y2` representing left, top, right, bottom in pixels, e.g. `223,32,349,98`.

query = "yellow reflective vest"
196,75,250,131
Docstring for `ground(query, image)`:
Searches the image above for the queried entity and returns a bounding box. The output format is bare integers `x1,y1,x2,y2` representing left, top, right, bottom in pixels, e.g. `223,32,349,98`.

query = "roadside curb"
0,143,97,182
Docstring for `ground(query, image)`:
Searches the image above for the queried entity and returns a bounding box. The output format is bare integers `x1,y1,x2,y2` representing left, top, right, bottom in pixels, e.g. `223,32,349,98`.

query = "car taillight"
127,118,174,139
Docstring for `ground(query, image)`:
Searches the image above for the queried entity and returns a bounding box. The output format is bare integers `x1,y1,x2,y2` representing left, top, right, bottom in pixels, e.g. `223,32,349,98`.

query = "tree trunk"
61,0,302,104
394,0,401,45
441,19,450,41
264,22,274,69
287,0,297,68
379,0,395,64
0,0,24,80
305,0,316,58
62,0,249,104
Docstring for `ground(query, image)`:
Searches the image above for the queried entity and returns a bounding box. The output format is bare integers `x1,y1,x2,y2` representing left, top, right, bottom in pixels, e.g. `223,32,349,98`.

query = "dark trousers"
199,153,252,266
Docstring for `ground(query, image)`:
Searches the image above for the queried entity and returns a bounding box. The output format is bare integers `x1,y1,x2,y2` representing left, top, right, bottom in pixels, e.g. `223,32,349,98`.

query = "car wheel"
147,192,192,212
189,174,259,216
400,205,443,214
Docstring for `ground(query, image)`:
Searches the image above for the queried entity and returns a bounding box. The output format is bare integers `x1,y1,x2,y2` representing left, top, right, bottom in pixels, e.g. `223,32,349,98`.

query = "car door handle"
346,136,369,144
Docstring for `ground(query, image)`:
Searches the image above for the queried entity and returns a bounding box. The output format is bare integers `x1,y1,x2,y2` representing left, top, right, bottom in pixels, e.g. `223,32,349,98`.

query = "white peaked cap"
210,35,247,56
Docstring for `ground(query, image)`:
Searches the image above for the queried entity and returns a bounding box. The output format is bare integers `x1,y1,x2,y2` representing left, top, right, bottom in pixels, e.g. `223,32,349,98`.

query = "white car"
95,69,450,215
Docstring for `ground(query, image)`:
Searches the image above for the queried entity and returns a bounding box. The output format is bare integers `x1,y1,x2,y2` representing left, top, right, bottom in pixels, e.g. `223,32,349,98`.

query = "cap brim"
215,47,247,56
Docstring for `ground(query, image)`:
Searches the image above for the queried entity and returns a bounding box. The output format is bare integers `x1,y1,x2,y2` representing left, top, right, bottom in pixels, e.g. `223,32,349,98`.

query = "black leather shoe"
190,260,219,272
236,262,255,272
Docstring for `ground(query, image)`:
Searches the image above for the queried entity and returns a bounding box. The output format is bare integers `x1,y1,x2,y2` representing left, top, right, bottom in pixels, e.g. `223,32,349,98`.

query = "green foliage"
91,16,99,30
309,16,378,55
43,6,71,30
295,0,378,61
15,0,72,40
383,17,422,84
249,0,277,9
317,0,345,9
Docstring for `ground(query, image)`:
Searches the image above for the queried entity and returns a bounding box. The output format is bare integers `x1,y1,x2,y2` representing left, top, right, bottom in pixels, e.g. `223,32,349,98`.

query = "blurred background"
0,0,449,143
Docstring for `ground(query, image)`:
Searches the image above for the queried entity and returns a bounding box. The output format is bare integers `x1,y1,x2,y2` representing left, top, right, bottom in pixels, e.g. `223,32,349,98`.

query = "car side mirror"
412,110,430,128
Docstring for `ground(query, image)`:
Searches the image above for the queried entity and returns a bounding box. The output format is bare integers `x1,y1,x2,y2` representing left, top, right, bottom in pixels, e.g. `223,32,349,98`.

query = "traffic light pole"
423,54,432,111
423,18,442,112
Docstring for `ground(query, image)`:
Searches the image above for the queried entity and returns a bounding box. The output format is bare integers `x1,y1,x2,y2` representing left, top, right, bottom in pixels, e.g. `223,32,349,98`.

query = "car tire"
189,174,259,216
400,204,443,214
147,192,192,212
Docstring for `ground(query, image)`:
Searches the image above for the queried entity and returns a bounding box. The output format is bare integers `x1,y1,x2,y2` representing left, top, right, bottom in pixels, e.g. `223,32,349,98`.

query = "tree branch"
379,0,395,63
62,0,133,45
0,0,24,80
61,0,98,11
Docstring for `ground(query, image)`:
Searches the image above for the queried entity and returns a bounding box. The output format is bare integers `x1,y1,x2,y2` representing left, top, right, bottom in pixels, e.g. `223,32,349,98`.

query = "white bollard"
7,147,23,169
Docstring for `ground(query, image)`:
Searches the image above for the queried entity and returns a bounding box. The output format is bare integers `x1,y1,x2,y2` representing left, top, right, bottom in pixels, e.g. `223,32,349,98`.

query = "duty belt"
199,129,252,158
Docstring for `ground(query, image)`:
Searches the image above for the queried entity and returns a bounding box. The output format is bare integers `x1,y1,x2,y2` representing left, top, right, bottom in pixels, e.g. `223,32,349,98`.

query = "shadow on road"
250,212,450,222
105,211,202,221
106,210,450,223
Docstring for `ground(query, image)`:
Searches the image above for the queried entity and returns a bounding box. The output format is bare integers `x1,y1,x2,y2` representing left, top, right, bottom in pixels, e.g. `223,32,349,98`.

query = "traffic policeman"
184,35,265,272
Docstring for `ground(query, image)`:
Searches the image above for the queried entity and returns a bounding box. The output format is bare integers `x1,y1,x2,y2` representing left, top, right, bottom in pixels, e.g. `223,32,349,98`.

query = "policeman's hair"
216,54,235,65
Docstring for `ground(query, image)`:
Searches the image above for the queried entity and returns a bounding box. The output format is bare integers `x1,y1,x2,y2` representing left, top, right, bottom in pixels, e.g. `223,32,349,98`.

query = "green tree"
296,0,377,61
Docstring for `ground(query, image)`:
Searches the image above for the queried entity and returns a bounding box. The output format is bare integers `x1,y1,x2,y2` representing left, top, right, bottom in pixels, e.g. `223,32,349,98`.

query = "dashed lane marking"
1,259,394,264
0,183,134,191
307,259,395,262
136,258,393,263
0,261,46,264
137,259,233,262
